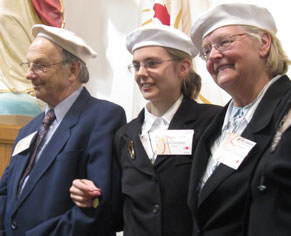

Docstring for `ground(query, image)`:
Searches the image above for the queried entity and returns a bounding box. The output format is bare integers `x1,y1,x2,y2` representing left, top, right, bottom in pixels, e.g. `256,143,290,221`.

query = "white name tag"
12,131,37,157
213,133,256,170
153,130,194,155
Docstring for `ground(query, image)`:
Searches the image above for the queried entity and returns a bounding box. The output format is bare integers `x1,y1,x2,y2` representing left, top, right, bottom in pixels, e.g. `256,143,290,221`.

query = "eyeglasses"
20,61,66,74
200,33,246,60
128,59,176,73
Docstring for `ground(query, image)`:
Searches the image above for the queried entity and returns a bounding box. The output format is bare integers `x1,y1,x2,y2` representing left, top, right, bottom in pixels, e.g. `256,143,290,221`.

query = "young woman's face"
132,46,183,104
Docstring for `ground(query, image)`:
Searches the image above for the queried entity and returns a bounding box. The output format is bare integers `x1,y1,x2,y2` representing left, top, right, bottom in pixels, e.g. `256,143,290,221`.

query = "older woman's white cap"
126,24,198,58
190,3,277,49
32,24,97,63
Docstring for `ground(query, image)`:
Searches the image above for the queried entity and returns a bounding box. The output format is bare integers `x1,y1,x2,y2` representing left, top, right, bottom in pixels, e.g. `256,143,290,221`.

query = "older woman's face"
202,25,264,93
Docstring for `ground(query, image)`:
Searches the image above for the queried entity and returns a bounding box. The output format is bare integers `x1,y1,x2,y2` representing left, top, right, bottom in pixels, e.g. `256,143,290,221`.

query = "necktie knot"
42,109,56,128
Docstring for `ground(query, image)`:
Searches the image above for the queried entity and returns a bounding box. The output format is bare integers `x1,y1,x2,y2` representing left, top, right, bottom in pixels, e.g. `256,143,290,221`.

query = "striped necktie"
17,109,56,196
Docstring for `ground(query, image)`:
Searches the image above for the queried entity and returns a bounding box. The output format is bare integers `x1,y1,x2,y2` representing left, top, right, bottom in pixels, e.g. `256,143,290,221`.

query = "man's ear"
68,61,81,82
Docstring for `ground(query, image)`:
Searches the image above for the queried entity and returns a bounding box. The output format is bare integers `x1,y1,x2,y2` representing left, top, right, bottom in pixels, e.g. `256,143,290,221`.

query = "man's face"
26,37,71,107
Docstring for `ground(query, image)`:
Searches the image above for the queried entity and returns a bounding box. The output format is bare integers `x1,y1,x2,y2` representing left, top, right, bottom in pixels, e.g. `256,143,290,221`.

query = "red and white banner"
141,0,191,34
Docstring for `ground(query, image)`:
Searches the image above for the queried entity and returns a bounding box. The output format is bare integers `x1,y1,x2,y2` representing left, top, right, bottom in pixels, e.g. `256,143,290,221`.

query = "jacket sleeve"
26,105,126,236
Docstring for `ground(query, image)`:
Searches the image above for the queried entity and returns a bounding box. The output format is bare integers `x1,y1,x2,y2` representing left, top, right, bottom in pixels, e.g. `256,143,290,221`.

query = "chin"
216,73,236,87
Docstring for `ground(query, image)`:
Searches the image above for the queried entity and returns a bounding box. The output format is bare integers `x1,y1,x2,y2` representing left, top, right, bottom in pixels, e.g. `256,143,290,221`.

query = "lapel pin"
270,108,291,152
128,140,135,160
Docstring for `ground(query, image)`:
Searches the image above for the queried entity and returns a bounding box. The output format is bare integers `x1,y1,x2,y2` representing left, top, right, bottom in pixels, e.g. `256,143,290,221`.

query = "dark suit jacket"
188,75,291,236
114,97,221,236
0,88,126,236
247,89,291,236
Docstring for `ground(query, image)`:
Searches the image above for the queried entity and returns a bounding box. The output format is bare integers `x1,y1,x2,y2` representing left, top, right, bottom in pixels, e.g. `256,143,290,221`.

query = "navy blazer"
247,89,291,236
188,75,291,236
0,88,126,236
114,97,221,236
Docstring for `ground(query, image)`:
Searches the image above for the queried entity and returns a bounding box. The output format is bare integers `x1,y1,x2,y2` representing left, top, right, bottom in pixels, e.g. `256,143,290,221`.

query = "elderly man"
188,3,291,236
0,24,126,236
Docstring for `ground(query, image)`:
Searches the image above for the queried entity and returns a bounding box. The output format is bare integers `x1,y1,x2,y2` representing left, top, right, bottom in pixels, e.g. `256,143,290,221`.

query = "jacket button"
11,221,17,230
257,185,267,192
152,204,160,214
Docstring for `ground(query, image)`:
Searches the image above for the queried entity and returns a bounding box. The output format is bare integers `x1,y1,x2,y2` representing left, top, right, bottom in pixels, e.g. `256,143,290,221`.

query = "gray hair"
241,25,291,77
61,48,90,83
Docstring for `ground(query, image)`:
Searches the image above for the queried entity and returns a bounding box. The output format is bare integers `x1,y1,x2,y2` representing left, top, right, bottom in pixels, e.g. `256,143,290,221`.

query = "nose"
207,46,223,61
136,64,148,76
25,67,37,80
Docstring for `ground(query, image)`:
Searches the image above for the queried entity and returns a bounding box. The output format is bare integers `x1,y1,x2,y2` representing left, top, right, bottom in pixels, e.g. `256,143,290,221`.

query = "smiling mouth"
141,83,155,89
33,83,43,90
216,64,233,74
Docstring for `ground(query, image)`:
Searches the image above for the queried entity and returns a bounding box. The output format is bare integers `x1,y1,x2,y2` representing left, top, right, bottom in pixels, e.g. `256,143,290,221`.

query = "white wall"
62,0,144,121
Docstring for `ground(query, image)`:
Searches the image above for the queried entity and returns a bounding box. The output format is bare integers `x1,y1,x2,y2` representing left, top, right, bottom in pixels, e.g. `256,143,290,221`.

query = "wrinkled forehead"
27,37,63,61
202,25,244,44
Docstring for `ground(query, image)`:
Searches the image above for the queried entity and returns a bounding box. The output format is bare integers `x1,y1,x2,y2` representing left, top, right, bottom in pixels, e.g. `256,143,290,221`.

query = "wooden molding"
0,115,34,178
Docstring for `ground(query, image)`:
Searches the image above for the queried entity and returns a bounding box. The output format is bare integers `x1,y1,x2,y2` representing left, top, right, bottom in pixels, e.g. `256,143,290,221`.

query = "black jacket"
188,75,291,236
114,97,221,236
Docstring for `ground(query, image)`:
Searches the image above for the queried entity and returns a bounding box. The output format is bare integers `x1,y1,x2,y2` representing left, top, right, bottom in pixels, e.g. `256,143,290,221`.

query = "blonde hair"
165,47,201,99
242,25,291,77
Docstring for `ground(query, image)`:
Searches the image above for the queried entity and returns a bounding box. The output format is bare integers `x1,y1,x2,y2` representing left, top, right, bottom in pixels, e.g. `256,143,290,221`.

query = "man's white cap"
32,24,97,64
126,24,198,58
190,3,277,50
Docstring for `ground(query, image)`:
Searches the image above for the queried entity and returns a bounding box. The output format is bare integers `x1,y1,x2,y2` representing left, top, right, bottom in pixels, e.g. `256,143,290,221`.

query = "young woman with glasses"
70,25,221,236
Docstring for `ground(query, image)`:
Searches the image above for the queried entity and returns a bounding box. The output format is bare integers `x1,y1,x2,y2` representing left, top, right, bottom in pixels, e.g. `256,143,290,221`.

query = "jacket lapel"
10,117,42,203
189,108,226,209
14,88,90,209
122,110,158,177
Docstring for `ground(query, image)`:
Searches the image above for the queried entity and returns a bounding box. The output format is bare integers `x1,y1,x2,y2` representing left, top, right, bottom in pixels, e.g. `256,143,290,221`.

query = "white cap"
190,3,277,49
32,24,97,64
126,25,198,58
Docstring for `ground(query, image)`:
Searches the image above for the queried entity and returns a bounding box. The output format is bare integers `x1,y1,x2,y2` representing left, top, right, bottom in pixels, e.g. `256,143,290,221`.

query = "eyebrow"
132,56,162,63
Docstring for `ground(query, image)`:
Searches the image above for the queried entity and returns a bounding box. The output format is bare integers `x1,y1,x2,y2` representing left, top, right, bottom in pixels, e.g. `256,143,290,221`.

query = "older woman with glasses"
188,3,291,236
70,24,221,236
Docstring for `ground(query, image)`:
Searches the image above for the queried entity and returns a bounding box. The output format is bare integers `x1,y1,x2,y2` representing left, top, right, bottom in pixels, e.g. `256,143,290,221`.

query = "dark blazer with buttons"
0,88,126,236
114,97,221,236
246,89,291,236
187,75,291,236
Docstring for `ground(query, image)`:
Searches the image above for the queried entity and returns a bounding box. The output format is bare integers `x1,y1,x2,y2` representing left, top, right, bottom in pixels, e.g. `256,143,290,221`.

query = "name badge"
154,130,194,155
213,133,256,170
12,131,37,157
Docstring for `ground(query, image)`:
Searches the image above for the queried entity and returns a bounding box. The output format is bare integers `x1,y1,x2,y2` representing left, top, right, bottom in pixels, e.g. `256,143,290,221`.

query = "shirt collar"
45,86,83,122
223,75,282,130
141,95,183,136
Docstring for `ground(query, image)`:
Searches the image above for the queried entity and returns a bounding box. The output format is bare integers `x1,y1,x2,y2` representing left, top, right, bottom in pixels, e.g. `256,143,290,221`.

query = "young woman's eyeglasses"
128,59,176,73
200,33,246,60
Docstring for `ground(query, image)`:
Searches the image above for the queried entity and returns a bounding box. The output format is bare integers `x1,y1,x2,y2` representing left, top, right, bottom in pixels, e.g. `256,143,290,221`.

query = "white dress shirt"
200,75,282,189
139,95,183,164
